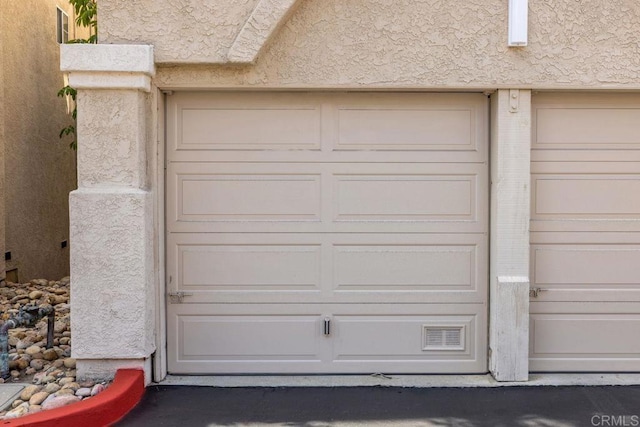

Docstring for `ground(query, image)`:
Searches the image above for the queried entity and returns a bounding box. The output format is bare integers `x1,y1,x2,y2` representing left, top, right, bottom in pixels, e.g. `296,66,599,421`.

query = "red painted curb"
1,369,145,427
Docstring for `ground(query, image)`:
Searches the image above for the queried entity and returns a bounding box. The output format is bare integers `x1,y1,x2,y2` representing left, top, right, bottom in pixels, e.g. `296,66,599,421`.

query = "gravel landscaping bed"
0,277,108,419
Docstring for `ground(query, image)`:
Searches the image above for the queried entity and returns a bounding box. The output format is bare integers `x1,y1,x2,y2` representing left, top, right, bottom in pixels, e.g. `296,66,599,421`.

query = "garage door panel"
179,107,322,151
532,93,640,151
168,304,487,374
531,315,640,355
335,109,473,150
179,244,321,291
168,92,487,163
530,310,640,372
533,245,640,287
532,175,640,220
168,162,486,233
334,244,475,292
176,314,323,362
534,108,640,148
170,92,323,151
168,233,486,304
334,174,475,222
178,173,322,222
332,315,475,360
531,245,640,301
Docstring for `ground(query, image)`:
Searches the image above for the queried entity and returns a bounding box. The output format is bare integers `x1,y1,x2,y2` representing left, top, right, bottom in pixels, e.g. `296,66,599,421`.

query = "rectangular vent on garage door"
423,326,465,351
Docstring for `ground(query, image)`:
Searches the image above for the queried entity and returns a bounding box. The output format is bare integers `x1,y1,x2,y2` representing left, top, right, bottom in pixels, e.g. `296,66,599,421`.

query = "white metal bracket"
509,89,520,113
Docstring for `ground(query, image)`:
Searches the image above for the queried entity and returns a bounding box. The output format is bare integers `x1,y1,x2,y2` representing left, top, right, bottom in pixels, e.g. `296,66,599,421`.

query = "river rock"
91,383,106,396
42,349,58,361
41,394,80,410
29,391,49,406
20,385,41,401
25,345,41,356
4,403,29,419
29,359,44,371
75,387,91,398
61,382,80,391
16,339,33,350
44,383,61,394
58,377,76,386
29,291,43,300
28,405,42,414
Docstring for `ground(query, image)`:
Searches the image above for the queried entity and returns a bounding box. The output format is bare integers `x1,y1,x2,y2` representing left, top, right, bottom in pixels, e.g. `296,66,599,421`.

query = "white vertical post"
508,0,529,46
489,89,531,381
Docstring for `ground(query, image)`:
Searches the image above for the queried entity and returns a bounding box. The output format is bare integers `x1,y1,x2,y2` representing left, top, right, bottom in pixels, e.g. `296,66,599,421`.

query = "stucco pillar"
60,44,155,382
489,89,531,381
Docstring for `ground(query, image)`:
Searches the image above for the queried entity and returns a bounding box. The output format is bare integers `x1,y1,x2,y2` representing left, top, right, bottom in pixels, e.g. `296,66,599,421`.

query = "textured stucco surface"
64,43,157,378
77,358,150,383
99,0,259,64
70,189,155,359
0,0,5,280
1,0,78,281
99,0,640,88
76,91,147,188
61,44,155,74
227,0,302,63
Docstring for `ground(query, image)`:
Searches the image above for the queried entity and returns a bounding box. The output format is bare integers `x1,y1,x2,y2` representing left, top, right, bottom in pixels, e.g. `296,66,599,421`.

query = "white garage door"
166,92,488,374
530,93,640,371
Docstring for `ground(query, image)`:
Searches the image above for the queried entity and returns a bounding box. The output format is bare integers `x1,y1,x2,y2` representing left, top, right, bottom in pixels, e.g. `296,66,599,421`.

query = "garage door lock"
168,291,193,303
529,288,546,298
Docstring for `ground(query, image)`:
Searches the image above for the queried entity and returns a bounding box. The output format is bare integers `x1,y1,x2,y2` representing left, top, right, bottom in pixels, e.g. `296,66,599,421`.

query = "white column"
61,44,155,382
489,89,531,381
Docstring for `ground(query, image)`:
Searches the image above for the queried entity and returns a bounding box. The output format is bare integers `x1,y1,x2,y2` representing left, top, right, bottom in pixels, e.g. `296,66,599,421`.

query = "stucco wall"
0,0,6,280
99,0,260,64
100,0,640,89
1,0,79,281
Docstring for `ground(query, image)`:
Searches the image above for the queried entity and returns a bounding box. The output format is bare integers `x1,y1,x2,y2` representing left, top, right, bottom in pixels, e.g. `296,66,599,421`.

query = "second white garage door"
530,93,640,371
166,92,488,374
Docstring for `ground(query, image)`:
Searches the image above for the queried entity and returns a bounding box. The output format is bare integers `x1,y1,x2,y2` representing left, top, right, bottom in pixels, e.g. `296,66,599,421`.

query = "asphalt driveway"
116,385,640,426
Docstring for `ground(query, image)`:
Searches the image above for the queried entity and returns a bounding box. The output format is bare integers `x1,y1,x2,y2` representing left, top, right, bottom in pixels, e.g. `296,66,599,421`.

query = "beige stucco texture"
60,44,157,378
1,0,78,281
101,0,640,88
70,188,155,359
0,0,6,280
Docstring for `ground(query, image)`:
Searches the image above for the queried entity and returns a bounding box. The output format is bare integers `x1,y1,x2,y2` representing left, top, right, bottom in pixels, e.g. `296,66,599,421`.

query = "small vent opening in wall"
423,326,465,351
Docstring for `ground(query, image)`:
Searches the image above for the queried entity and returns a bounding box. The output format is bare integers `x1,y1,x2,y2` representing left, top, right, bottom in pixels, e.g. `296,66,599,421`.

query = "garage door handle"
168,291,193,303
529,288,547,298
323,317,331,336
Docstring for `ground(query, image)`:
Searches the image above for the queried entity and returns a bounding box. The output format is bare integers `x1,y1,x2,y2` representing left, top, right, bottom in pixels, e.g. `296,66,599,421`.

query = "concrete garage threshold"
158,373,640,388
